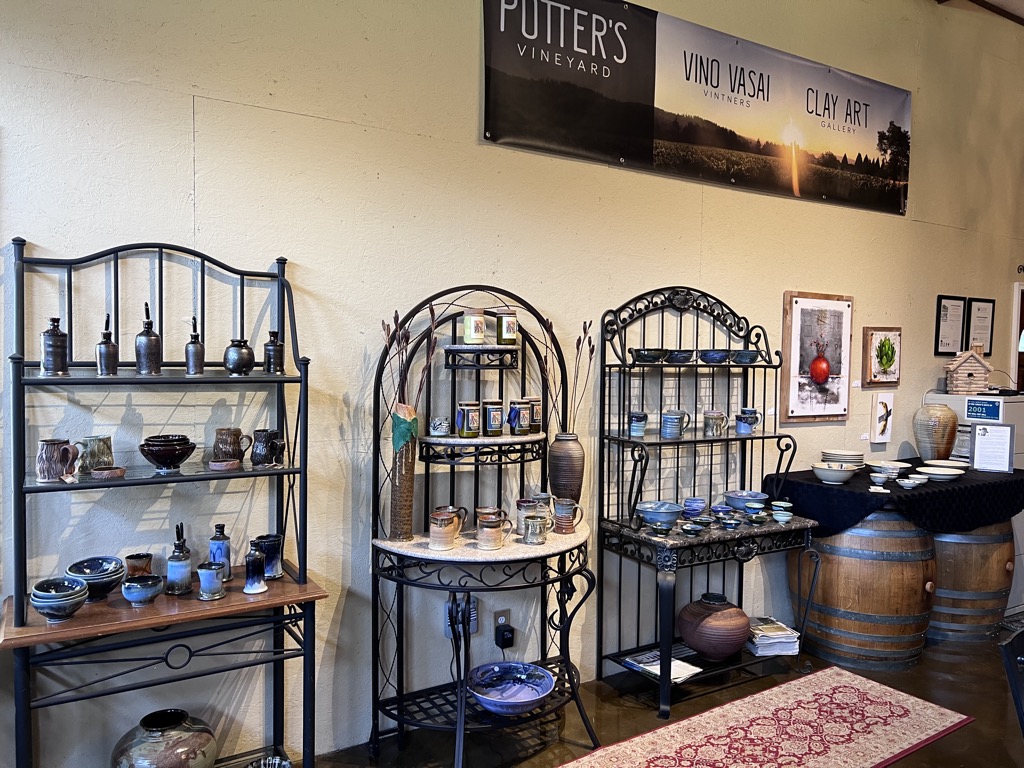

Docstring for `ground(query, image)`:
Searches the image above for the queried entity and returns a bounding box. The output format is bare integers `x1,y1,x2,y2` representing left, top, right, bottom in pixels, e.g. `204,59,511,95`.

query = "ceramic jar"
135,304,162,376
913,402,958,461
254,533,284,579
184,317,205,376
110,708,218,768
223,338,255,376
548,433,585,502
40,317,69,376
676,592,749,661
263,329,285,374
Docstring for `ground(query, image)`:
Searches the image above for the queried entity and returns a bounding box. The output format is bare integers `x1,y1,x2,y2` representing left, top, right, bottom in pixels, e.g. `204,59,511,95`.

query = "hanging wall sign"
483,0,912,214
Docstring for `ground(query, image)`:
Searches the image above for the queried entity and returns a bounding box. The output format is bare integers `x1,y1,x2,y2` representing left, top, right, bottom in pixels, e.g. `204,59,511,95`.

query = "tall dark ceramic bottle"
208,523,232,582
243,540,268,594
40,317,69,376
223,338,255,376
96,313,119,376
184,315,205,376
263,329,285,374
165,539,193,596
135,302,162,375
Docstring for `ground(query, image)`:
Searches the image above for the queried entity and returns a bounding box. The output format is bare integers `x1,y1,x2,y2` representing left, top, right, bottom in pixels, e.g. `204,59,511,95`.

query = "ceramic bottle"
96,313,119,376
185,316,205,376
208,523,232,582
40,317,69,376
135,302,162,375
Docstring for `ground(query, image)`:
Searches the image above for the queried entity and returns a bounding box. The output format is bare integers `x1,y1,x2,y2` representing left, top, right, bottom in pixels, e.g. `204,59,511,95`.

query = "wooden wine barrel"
927,521,1015,642
788,511,935,670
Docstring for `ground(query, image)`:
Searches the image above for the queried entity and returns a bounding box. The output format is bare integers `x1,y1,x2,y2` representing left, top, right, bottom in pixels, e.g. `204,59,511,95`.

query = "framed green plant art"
862,326,901,388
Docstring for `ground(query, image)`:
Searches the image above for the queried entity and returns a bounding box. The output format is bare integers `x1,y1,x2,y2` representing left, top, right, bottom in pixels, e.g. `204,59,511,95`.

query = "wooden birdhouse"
944,344,993,394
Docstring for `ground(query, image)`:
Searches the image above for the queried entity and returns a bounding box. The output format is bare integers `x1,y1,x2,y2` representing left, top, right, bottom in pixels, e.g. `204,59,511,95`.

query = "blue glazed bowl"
680,522,704,536
665,349,695,364
720,517,743,531
468,661,555,715
66,557,125,601
724,490,769,511
636,500,684,526
121,575,164,607
691,515,715,528
730,349,760,364
629,348,668,365
699,349,729,364
30,590,87,623
31,576,89,601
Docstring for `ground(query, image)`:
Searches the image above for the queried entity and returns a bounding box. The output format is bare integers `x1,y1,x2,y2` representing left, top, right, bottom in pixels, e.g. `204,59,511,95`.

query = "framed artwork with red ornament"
781,291,853,423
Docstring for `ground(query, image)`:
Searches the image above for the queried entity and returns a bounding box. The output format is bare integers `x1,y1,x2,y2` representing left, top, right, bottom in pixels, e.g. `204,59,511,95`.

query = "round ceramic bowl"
723,490,769,510
869,472,888,485
629,347,668,365
208,459,241,471
138,441,196,473
698,349,729,364
664,349,695,364
729,349,759,364
32,576,89,602
121,575,164,607
771,501,793,513
747,513,769,526
636,500,684,527
720,517,742,531
691,515,715,528
772,510,794,524
866,460,912,477
683,496,707,512
66,557,125,601
143,433,192,445
744,502,766,515
30,591,87,623
680,522,704,537
908,473,929,485
648,521,675,536
896,478,919,489
89,465,126,481
468,661,555,715
709,504,733,517
923,459,970,469
916,466,965,482
810,463,857,485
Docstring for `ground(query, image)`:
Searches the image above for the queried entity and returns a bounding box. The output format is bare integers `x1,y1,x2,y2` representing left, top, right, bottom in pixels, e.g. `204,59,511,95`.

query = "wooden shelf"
0,565,328,650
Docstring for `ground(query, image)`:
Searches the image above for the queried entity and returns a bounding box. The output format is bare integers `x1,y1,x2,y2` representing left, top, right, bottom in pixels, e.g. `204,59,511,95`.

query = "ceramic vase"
548,432,585,502
40,317,69,376
676,592,749,661
110,708,218,768
389,403,418,541
913,402,958,461
223,339,255,376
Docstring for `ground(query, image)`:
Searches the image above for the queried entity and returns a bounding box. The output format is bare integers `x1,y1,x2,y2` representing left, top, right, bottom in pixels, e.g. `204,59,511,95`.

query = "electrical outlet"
442,595,478,638
494,609,511,627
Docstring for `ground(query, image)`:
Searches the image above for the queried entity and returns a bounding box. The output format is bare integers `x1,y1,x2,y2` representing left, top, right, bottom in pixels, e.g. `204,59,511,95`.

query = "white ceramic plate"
924,459,970,469
822,448,863,458
916,466,965,481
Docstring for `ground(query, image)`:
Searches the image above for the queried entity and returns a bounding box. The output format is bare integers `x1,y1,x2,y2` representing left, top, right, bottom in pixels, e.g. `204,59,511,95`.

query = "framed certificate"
966,297,995,356
934,295,965,356
970,423,1014,473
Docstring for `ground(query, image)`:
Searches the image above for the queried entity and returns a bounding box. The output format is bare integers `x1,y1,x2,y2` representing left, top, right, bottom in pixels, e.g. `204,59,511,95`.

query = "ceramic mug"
515,499,539,536
125,552,154,577
629,411,648,438
703,410,728,438
36,438,79,483
429,508,465,551
475,506,508,523
523,514,554,545
477,516,514,550
196,561,226,601
428,416,451,437
213,427,252,461
553,498,584,533
73,434,114,475
251,428,285,466
531,492,554,517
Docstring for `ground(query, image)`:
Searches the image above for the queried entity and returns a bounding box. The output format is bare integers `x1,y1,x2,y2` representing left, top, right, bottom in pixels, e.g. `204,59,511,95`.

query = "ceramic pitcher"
73,434,114,475
213,427,253,461
36,438,79,483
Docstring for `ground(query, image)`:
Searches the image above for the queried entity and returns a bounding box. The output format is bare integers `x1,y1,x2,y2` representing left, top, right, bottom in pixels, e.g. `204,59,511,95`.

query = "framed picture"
966,297,995,356
781,291,853,423
870,392,894,443
862,327,901,388
934,295,965,356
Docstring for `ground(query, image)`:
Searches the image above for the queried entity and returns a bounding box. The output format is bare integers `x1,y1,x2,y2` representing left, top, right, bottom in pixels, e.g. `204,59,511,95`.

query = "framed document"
970,423,1014,473
934,295,965,356
966,297,995,356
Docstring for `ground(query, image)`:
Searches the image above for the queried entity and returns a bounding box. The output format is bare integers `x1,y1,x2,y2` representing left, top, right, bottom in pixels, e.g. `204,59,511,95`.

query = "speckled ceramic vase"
676,592,749,661
110,708,217,768
912,403,958,461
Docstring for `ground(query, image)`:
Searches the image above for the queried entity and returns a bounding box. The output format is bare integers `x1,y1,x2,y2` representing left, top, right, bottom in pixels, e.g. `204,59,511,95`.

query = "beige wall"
1,0,1023,761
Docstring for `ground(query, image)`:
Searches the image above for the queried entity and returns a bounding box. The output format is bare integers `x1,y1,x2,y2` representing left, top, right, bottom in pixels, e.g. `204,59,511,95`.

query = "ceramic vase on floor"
676,592,750,661
548,432,585,503
913,402,958,460
110,708,218,768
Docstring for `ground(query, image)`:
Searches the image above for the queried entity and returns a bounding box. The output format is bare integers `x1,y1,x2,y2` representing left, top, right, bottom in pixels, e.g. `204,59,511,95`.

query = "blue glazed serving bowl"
32,576,89,601
468,661,555,715
664,349,695,364
680,522,704,536
636,500,684,526
730,349,760,364
629,348,668,365
30,589,88,623
724,490,769,511
121,575,164,607
699,349,729,364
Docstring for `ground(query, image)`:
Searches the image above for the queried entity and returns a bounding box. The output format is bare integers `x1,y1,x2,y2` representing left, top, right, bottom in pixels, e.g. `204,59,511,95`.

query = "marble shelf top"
373,522,589,562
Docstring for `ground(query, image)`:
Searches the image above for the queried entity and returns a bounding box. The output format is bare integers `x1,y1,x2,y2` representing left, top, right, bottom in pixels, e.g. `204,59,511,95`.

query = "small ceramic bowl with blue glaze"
121,575,164,607
699,349,729,364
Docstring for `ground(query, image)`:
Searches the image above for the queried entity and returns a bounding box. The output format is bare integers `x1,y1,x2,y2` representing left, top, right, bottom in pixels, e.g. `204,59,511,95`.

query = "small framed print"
966,297,995,356
870,392,894,443
934,295,965,356
862,327,901,388
971,422,1014,473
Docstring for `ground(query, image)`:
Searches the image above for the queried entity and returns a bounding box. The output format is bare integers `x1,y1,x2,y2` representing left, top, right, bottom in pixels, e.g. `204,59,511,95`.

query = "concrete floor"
319,635,1024,767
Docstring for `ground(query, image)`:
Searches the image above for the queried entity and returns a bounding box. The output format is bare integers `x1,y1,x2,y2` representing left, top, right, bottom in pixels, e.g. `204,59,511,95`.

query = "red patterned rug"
568,667,972,767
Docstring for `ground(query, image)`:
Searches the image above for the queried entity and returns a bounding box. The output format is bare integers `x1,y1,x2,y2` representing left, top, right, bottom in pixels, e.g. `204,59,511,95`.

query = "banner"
483,0,912,215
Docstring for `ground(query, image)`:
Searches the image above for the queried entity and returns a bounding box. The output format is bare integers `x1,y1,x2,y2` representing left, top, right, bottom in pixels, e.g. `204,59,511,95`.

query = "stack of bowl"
66,556,125,602
139,433,197,474
30,576,89,623
866,460,912,480
682,497,707,517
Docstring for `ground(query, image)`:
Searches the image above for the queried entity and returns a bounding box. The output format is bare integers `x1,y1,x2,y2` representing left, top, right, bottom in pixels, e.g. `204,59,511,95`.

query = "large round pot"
912,402,958,461
111,708,218,768
676,592,749,661
548,432,585,502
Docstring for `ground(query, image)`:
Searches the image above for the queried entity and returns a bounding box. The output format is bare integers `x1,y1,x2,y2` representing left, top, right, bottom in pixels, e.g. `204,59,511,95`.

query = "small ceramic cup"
515,499,539,536
869,472,888,486
629,411,648,438
196,561,226,601
125,552,154,577
429,508,464,551
522,514,554,545
553,498,584,534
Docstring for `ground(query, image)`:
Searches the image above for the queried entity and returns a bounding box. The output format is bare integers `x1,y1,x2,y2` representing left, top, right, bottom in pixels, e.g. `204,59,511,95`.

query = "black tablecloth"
767,461,1024,537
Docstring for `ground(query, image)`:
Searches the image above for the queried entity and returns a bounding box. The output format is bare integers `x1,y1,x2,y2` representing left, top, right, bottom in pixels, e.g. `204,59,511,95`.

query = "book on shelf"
746,616,800,656
622,643,703,683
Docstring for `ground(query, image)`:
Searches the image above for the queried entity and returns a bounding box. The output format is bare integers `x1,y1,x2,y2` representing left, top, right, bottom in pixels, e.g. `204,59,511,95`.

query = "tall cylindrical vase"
549,432,585,502
913,402,958,461
389,403,418,541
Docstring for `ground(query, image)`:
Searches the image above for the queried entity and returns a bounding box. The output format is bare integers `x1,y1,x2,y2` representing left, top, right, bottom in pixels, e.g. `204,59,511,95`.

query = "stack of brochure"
622,643,703,683
746,616,800,656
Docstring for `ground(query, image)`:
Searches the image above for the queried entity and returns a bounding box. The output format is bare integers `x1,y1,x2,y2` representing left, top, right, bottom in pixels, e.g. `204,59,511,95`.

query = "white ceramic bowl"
811,462,857,485
916,466,965,482
772,510,794,524
908,474,929,484
869,472,888,486
896,478,919,489
866,460,912,476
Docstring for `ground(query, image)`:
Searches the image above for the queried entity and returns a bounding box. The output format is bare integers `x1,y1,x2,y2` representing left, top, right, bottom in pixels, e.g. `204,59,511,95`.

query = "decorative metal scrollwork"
443,346,518,370
418,439,545,466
